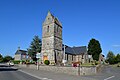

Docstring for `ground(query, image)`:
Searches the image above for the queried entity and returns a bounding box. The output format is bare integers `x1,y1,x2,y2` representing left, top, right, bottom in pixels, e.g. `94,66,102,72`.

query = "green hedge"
44,60,50,65
13,60,20,64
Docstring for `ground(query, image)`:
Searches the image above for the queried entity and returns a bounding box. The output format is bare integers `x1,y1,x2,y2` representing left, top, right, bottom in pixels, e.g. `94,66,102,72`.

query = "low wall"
18,64,97,75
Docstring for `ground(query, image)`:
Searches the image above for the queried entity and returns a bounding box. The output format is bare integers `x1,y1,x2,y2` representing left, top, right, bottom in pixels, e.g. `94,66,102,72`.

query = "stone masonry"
41,11,63,64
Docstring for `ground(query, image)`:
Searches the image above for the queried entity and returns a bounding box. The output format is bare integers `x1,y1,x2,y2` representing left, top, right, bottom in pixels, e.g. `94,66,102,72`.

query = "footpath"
14,65,97,80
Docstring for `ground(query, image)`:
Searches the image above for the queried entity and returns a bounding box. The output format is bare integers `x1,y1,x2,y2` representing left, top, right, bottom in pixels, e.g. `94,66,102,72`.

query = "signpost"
36,53,41,70
62,44,67,66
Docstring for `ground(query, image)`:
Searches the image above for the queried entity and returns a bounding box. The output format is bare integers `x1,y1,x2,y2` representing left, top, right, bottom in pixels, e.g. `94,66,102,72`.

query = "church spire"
47,11,55,19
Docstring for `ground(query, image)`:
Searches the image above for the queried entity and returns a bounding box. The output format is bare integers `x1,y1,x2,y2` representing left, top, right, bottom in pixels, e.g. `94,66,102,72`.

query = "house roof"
62,45,87,55
15,50,27,55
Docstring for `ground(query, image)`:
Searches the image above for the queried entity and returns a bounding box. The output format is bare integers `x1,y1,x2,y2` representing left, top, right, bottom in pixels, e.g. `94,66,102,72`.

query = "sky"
0,0,120,57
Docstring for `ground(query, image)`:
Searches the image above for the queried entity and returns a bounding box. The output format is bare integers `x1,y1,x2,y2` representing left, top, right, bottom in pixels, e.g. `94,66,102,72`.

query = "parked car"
7,61,14,66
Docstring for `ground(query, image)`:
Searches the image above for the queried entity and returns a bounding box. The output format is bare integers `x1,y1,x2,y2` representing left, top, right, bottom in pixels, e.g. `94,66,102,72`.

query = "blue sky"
0,0,120,57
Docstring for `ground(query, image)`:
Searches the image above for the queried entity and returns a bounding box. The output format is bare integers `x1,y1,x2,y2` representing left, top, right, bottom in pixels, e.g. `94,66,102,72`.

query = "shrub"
44,60,50,65
95,61,99,65
29,61,35,64
26,60,30,64
13,60,20,64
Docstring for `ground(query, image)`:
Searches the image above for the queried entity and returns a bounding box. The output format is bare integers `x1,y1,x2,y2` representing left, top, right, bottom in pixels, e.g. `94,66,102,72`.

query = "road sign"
36,53,42,58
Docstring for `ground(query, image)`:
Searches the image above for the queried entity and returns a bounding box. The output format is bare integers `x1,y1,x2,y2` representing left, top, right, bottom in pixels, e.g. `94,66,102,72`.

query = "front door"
43,55,48,61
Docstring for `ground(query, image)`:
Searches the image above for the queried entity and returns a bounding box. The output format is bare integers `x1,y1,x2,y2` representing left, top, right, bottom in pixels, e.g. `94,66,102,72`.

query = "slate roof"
62,45,87,55
15,50,27,55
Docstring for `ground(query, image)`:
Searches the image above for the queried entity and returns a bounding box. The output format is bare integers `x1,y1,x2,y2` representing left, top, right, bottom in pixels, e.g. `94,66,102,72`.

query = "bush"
44,60,50,65
13,60,20,64
26,60,30,64
29,61,35,64
95,61,99,65
20,60,26,63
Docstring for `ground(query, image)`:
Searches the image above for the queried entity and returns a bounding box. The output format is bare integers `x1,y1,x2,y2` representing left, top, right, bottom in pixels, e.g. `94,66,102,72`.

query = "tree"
88,38,102,61
3,55,13,62
115,54,120,63
106,51,115,64
0,54,3,62
27,36,42,61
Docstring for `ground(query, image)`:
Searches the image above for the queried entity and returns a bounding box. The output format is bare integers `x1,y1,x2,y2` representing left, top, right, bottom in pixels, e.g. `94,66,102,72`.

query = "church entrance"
43,55,48,61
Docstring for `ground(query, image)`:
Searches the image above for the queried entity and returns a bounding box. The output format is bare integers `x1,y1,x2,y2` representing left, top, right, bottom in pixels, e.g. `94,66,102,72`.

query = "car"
7,61,14,66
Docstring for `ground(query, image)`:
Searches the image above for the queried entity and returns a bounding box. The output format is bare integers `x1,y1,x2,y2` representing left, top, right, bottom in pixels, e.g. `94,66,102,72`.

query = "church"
41,11,90,65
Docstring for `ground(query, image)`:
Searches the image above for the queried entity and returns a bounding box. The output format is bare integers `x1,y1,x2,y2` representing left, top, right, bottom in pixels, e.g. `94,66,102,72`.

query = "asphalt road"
0,63,41,80
0,63,120,80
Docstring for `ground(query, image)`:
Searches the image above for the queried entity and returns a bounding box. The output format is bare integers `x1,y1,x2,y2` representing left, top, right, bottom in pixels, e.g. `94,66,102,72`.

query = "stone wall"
18,64,97,75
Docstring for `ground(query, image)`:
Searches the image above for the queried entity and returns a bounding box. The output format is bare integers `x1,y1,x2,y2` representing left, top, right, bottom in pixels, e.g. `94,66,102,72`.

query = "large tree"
3,55,13,62
88,38,102,61
115,54,120,63
27,36,42,61
106,51,115,64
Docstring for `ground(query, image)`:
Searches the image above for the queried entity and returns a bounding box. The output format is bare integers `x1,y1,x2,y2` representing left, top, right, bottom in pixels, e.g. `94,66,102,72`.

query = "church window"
47,26,49,32
57,27,59,32
57,52,59,56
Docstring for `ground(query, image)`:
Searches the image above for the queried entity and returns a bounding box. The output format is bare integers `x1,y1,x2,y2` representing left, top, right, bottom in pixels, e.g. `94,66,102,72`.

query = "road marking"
19,70,53,80
42,78,48,79
42,78,52,80
104,76,115,80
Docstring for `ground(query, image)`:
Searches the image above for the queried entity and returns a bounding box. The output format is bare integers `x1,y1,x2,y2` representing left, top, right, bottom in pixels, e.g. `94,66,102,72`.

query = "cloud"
112,45,120,47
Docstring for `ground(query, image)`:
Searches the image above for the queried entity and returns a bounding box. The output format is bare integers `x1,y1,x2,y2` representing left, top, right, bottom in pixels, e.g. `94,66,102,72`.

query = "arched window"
47,26,49,32
57,27,59,32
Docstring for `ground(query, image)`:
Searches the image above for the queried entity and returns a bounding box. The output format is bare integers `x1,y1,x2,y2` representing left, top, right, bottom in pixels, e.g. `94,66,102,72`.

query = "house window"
67,54,68,60
47,26,49,32
82,53,84,59
72,55,73,61
65,54,67,60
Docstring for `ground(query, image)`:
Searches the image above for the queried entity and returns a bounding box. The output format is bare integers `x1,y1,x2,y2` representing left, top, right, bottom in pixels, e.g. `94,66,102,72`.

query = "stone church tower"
41,11,63,65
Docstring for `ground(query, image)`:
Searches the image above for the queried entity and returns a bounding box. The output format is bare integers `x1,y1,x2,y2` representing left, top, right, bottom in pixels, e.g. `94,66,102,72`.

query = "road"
0,63,41,80
0,63,120,80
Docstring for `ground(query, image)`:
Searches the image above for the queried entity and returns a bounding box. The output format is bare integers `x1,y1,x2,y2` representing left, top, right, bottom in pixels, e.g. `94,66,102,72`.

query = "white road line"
18,70,53,80
42,78,48,79
104,76,115,80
